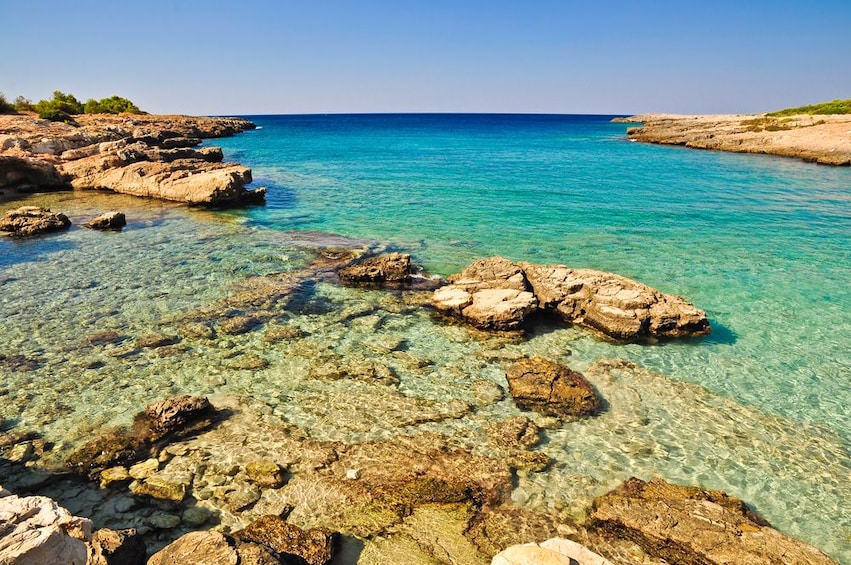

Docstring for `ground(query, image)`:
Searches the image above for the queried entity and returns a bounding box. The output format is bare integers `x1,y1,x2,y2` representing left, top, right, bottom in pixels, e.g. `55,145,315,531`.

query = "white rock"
491,537,613,565
0,493,92,565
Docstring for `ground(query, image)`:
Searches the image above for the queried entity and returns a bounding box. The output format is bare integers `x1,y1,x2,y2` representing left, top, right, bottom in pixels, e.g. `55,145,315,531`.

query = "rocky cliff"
0,113,264,205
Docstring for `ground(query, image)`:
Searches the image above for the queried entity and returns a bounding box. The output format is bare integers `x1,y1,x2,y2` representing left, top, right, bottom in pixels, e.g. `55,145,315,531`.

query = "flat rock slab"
590,476,837,565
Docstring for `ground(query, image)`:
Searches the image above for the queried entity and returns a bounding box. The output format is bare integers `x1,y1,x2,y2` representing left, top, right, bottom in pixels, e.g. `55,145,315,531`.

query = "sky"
2,0,850,115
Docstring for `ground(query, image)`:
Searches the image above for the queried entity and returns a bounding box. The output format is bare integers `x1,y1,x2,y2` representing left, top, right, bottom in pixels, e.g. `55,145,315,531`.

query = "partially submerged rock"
0,205,71,236
433,257,710,340
233,515,335,565
338,252,414,285
590,476,837,565
505,357,603,418
84,211,126,230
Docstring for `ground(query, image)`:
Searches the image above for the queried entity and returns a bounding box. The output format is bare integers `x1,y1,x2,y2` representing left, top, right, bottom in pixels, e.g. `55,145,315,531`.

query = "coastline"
616,112,851,165
0,112,263,205
3,113,848,562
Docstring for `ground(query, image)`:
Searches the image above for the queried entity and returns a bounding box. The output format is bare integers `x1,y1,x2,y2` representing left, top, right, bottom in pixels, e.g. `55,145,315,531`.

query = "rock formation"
0,205,71,236
505,357,603,418
432,257,710,340
0,113,264,205
84,211,126,230
492,538,614,565
338,252,413,285
590,476,837,565
618,113,851,166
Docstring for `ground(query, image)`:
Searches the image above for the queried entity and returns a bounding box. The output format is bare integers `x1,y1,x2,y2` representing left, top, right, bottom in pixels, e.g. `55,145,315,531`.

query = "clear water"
1,114,849,560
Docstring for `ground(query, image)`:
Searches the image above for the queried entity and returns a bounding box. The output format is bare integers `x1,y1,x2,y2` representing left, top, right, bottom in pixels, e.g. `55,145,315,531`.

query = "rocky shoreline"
616,113,851,165
0,113,264,205
0,247,842,563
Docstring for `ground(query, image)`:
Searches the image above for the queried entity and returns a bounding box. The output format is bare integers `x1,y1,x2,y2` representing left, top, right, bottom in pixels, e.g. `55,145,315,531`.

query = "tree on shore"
0,92,14,114
84,95,141,115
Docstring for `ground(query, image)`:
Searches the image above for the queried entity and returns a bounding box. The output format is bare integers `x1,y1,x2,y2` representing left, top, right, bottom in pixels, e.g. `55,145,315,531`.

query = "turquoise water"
1,114,850,560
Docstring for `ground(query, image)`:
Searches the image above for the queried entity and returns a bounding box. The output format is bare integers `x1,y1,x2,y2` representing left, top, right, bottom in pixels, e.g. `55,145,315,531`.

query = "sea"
1,114,849,560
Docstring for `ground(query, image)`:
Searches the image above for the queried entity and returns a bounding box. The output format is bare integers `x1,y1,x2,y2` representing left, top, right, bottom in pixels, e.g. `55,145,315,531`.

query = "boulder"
233,515,335,565
0,491,92,565
147,531,239,565
432,257,710,340
136,395,214,443
505,357,602,418
84,211,126,230
590,476,837,565
0,205,71,236
338,252,413,285
492,538,613,565
88,528,146,565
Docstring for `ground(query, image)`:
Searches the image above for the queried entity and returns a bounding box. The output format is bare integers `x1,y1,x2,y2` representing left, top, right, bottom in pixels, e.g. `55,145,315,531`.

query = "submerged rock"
338,252,414,285
505,357,603,418
433,257,710,340
147,531,239,565
590,476,837,565
0,205,71,236
233,515,335,565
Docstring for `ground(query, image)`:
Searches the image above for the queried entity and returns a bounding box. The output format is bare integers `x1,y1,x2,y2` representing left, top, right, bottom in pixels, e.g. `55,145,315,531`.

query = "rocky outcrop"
233,515,335,565
338,252,414,285
65,395,215,479
619,113,851,166
0,488,92,565
505,357,603,418
590,476,837,565
492,538,614,565
0,113,263,205
0,205,71,236
432,257,710,340
84,211,126,230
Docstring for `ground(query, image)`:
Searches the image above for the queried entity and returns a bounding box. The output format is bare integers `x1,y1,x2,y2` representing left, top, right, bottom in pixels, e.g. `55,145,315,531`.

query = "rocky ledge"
616,113,851,166
0,113,264,205
432,257,710,341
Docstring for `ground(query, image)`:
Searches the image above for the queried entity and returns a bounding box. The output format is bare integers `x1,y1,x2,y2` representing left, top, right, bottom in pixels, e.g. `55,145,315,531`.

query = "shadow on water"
0,236,78,269
698,319,739,345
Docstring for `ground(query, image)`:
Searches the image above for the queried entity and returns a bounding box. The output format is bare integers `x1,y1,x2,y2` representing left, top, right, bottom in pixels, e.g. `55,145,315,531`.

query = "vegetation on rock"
768,98,851,116
83,95,142,115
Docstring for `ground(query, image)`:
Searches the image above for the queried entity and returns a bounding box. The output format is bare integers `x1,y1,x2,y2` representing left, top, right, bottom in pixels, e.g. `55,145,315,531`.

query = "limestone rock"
65,431,148,479
88,528,146,565
338,252,414,285
233,515,335,565
129,475,187,502
0,491,92,565
0,155,67,189
137,395,214,443
0,205,71,236
590,476,837,565
147,531,239,565
472,379,506,405
505,357,602,418
84,211,126,230
492,538,613,565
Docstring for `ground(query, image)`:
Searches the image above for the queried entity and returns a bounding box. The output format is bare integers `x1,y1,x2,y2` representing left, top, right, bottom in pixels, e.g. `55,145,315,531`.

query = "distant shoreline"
615,113,851,165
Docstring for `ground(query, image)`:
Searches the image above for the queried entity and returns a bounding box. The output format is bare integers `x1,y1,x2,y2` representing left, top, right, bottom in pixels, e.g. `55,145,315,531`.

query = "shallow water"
1,114,850,560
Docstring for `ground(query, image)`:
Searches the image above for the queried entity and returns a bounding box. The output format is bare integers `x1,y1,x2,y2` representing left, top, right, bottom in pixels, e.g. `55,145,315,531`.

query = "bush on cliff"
768,98,851,116
84,95,142,114
0,93,14,114
35,91,85,121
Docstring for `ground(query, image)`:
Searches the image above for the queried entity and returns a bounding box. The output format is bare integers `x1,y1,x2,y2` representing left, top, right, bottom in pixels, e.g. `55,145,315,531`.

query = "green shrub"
768,98,851,117
84,95,142,114
35,90,85,120
13,96,35,112
0,92,14,114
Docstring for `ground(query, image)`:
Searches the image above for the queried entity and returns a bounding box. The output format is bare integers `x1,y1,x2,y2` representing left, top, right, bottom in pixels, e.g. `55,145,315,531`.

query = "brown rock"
88,528,146,565
0,155,68,189
147,531,239,565
137,395,214,442
338,252,413,285
234,515,335,565
486,416,541,450
65,432,148,479
0,205,70,236
505,357,602,418
84,211,126,230
590,476,837,565
246,460,287,488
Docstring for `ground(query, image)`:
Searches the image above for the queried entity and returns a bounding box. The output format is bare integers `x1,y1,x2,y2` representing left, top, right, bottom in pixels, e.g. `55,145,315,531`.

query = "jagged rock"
590,476,837,565
492,538,613,565
505,357,602,418
0,491,92,565
88,528,146,565
0,205,70,236
84,211,126,230
137,395,214,442
0,155,68,189
233,515,335,565
433,257,710,340
338,252,414,285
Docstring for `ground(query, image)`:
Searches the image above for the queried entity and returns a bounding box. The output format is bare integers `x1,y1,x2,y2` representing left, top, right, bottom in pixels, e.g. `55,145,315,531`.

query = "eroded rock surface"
590,476,837,565
0,205,70,236
84,211,126,230
338,252,414,285
433,257,710,340
505,357,602,418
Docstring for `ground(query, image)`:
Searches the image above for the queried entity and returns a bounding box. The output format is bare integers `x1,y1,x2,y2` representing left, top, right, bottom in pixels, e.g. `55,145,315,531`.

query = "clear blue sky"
2,0,849,115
